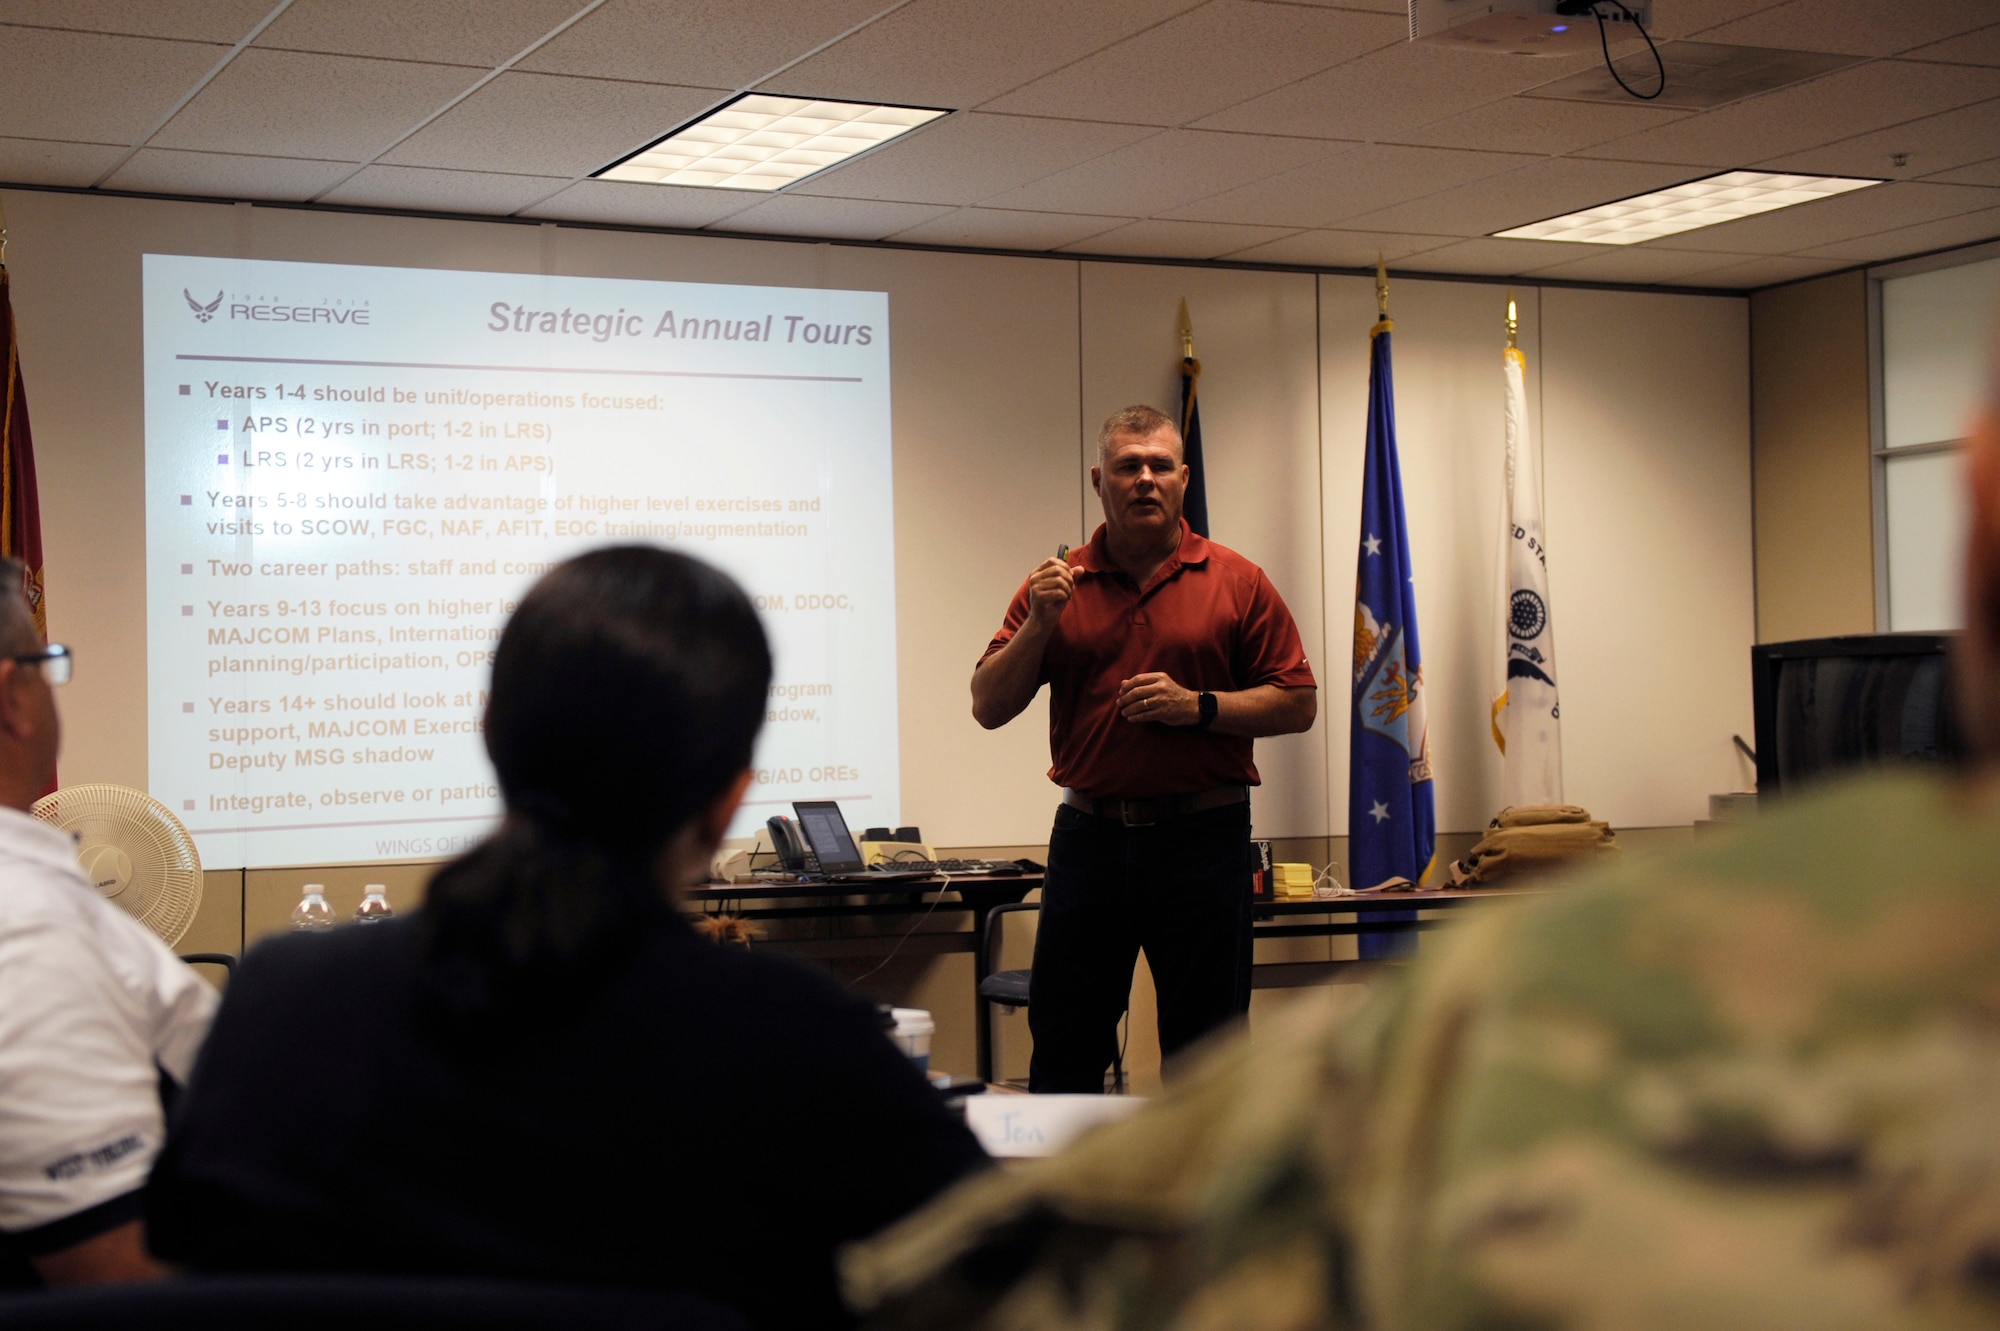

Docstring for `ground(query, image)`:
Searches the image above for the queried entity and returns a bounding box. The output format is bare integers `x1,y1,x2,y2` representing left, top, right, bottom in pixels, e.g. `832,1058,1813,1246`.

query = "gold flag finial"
1506,288,1518,349
1375,255,1389,318
1177,297,1193,361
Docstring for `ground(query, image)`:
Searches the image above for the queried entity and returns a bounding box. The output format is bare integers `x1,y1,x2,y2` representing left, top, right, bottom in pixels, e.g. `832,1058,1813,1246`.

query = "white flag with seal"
1492,339,1563,805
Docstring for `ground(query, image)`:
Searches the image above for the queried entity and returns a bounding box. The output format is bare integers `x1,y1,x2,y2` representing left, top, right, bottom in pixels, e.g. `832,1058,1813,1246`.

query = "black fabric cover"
146,914,986,1330
0,1274,747,1329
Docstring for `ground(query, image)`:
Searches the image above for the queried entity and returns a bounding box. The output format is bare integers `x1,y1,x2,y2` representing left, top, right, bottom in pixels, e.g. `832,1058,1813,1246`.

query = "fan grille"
32,784,202,947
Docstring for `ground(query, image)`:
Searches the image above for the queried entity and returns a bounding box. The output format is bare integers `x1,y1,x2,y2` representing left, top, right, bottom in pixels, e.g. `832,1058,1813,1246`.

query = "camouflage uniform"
845,773,2000,1330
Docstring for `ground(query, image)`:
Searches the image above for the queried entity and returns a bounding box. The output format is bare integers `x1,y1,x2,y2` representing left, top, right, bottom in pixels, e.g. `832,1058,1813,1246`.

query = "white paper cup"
889,1007,934,1073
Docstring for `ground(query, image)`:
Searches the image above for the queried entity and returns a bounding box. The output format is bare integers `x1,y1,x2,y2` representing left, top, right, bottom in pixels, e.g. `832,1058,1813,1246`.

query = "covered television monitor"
1751,634,1961,796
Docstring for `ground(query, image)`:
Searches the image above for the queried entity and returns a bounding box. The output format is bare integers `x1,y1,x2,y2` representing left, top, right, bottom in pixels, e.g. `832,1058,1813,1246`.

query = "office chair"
976,902,1125,1092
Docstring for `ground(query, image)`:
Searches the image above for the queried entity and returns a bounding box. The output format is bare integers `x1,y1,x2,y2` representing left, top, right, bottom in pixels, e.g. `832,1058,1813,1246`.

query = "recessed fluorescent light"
1493,170,1884,245
596,93,949,192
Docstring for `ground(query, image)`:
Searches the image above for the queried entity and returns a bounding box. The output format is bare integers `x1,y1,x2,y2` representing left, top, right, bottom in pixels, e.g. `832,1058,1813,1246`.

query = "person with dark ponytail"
145,548,986,1329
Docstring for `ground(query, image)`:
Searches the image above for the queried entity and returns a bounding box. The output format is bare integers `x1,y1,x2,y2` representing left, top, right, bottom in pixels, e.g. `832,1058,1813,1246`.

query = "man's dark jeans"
1027,799,1253,1093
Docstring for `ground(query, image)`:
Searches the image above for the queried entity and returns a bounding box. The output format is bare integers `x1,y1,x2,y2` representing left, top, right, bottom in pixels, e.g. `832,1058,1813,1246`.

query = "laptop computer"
792,800,933,882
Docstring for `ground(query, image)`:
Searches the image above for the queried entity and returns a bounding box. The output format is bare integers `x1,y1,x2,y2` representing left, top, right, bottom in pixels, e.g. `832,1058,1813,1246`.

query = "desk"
684,880,1535,1083
686,874,1041,1079
1247,888,1541,987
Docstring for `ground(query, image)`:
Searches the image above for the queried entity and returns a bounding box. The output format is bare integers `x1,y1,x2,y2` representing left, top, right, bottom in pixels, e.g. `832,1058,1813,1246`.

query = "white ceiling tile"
985,2,1404,126
715,194,955,241
101,148,354,200
1517,245,1767,284
762,0,1203,109
517,178,760,228
988,129,1334,216
1387,96,1693,155
1695,0,1998,57
1269,0,1401,11
381,72,725,178
1643,181,2000,254
1794,204,2000,262
1165,143,1537,228
1676,254,1851,287
885,207,1131,250
1337,157,1694,237
1760,97,2000,179
0,135,128,186
0,27,224,144
1643,0,1789,42
1195,39,1603,142
1396,236,1587,276
152,48,482,161
519,0,886,89
1926,156,2000,187
1574,59,2000,166
785,113,1155,206
1903,22,2000,67
0,2,272,42
1218,227,1455,266
1059,217,1301,258
318,164,571,214
256,0,589,67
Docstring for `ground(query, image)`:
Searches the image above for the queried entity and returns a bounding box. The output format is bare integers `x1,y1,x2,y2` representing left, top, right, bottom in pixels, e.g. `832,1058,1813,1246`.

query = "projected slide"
144,254,898,869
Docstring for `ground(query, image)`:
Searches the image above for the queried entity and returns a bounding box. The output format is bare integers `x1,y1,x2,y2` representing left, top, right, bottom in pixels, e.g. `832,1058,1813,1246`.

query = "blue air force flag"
1492,342,1563,805
1350,317,1436,943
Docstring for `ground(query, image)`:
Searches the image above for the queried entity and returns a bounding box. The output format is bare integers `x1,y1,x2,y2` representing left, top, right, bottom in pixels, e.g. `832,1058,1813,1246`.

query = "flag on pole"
1350,268,1435,957
1492,298,1562,806
0,263,47,642
1176,298,1210,539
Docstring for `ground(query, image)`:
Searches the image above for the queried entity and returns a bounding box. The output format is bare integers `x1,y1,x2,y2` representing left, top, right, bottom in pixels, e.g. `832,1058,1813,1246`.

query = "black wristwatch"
1196,691,1218,729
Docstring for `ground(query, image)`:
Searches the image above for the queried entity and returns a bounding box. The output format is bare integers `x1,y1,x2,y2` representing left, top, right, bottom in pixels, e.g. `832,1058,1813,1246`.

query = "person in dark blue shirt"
147,547,986,1330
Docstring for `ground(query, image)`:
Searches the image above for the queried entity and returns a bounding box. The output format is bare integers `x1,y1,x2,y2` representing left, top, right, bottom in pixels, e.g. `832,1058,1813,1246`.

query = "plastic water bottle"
354,885,393,925
290,883,335,931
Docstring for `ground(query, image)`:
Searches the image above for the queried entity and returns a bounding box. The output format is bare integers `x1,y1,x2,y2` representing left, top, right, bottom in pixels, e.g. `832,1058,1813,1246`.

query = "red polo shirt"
980,520,1317,800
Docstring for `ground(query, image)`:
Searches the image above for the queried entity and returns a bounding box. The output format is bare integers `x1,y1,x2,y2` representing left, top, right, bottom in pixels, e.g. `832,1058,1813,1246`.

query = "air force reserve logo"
184,289,222,323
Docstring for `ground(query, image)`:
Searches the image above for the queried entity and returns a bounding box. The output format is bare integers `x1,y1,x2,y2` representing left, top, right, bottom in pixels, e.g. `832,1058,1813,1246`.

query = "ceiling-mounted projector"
1410,0,1652,56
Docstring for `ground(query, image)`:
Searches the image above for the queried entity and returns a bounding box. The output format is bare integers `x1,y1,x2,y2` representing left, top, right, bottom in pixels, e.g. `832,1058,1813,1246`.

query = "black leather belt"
1061,784,1248,826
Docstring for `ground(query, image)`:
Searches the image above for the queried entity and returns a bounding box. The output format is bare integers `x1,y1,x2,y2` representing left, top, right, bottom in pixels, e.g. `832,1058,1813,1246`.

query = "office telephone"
766,815,812,871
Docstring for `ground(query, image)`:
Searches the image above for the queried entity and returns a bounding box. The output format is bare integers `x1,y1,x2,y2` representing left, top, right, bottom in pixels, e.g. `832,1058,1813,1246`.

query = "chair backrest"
0,1274,751,1330
982,900,1042,975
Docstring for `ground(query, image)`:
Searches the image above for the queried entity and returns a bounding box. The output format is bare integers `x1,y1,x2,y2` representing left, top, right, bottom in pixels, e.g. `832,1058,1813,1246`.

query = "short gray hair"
1096,405,1182,468
0,558,38,656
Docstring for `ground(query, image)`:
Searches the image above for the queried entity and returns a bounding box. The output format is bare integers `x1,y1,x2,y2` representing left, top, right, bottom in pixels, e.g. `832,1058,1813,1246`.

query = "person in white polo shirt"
0,558,217,1288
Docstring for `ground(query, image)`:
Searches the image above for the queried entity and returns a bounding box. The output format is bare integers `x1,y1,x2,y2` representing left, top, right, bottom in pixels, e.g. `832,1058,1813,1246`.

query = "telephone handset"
766,815,811,871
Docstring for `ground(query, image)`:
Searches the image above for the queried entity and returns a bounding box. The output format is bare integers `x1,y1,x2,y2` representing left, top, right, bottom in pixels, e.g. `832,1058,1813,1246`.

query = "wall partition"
1873,243,2000,633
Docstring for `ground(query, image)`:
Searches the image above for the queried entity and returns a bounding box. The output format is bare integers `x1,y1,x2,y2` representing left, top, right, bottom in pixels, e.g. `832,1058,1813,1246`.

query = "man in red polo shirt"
973,405,1318,1092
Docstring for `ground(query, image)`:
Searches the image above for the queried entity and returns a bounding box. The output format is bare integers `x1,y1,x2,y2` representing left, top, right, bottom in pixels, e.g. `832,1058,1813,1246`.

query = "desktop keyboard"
869,857,1024,876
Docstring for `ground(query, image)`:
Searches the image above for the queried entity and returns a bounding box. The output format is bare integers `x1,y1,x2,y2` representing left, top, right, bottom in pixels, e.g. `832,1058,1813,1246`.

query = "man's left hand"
1117,673,1199,726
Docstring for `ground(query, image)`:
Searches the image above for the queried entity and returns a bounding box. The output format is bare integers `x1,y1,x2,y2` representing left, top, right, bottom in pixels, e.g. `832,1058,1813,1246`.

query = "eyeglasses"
12,644,72,686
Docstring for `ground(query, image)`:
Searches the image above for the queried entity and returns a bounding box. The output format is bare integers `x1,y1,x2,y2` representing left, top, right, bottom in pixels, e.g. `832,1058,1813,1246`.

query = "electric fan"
31,784,202,947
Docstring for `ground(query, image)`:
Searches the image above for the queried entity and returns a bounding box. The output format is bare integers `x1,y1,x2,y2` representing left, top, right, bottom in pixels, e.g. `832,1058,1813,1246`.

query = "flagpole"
1176,298,1210,537
1505,287,1517,350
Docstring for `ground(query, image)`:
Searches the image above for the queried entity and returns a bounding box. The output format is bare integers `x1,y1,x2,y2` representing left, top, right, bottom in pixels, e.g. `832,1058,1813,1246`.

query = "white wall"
1,186,1752,855
1540,287,1755,826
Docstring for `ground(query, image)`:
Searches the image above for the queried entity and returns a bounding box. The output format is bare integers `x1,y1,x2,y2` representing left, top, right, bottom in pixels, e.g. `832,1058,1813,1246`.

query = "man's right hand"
1026,557,1075,631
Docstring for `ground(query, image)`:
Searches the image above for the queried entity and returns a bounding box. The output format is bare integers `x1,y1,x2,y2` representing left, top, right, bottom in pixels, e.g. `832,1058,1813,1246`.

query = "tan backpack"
1446,804,1616,886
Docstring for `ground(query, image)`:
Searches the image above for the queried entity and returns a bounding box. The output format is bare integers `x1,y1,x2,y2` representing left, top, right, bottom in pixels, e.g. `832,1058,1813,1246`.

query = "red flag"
0,266,47,641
